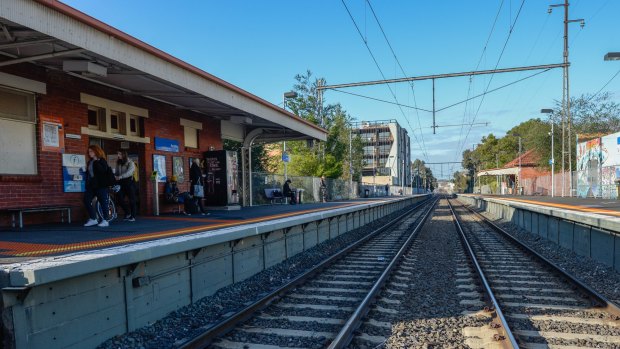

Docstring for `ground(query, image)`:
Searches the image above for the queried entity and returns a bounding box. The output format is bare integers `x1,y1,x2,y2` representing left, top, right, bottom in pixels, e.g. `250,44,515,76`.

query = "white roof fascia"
1,0,326,141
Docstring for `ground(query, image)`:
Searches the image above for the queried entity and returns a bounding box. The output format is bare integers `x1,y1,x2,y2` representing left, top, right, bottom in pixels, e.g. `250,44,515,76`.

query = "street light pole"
283,91,298,180
516,136,522,195
542,109,555,197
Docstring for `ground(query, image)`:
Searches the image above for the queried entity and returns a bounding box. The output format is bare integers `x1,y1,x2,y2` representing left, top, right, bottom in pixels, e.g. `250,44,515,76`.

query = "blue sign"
282,152,290,163
155,137,180,152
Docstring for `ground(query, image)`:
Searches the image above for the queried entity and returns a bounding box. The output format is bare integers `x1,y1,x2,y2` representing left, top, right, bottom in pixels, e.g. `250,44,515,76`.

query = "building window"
180,118,203,149
129,115,140,136
184,127,198,148
0,86,37,175
87,106,105,131
80,93,149,142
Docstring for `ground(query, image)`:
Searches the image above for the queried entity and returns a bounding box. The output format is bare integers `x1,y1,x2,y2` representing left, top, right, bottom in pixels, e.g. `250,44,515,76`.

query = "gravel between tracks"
97,205,416,349
350,200,493,349
468,201,620,305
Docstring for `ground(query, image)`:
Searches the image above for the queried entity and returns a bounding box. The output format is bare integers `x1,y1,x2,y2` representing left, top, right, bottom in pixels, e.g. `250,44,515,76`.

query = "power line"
340,0,429,160
587,68,620,102
458,0,527,158
365,0,427,160
330,89,432,112
330,68,553,114
456,0,506,162
437,68,552,112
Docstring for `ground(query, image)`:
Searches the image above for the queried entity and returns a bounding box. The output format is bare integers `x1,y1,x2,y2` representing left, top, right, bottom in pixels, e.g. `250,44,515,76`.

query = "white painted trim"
80,126,150,144
2,0,325,141
180,118,202,130
80,93,149,118
0,72,46,94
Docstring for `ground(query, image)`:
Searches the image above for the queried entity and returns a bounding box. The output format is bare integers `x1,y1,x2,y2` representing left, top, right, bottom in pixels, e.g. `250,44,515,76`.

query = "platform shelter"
0,0,326,227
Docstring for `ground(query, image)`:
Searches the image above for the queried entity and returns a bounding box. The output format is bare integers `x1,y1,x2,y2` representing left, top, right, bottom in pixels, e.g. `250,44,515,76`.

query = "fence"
495,169,620,199
358,183,416,197
248,172,358,205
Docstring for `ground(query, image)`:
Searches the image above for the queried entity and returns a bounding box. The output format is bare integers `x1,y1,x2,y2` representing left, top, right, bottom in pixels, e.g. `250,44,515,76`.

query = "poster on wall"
154,137,179,152
62,154,86,192
153,154,167,182
40,115,64,152
173,156,184,183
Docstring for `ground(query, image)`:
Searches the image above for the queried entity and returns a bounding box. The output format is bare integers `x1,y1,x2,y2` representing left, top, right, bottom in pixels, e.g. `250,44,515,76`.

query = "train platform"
464,194,620,218
0,197,403,263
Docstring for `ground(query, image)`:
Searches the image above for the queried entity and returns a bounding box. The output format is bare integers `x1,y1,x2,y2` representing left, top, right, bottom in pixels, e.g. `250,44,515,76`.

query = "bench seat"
1,206,72,229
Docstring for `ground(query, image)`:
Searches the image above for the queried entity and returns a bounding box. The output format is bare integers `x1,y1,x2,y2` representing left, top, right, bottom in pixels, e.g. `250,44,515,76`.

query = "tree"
223,139,267,172
410,158,437,191
270,71,364,180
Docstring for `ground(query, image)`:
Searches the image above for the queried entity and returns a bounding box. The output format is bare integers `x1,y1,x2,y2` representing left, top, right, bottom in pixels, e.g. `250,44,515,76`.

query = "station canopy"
0,0,326,144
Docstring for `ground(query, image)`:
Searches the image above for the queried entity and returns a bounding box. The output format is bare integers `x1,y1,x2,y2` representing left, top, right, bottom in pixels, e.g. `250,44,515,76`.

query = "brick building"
0,0,326,227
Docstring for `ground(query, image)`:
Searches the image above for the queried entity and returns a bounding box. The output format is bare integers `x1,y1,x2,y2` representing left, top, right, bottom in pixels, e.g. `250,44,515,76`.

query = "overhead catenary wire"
458,0,527,159
455,0,505,163
330,68,552,114
340,0,429,160
587,68,620,102
365,0,427,160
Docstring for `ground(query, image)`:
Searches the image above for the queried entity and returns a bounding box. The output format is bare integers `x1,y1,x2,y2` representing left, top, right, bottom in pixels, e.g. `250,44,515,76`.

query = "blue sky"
62,0,620,179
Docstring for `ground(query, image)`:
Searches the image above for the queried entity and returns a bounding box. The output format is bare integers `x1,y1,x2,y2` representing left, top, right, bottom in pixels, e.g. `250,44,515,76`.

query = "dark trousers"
190,182,206,214
84,187,109,220
117,180,137,217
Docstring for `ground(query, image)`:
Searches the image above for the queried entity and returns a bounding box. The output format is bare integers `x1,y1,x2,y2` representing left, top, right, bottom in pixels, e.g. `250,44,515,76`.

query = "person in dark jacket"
189,158,207,215
115,151,137,221
83,145,111,227
283,179,296,204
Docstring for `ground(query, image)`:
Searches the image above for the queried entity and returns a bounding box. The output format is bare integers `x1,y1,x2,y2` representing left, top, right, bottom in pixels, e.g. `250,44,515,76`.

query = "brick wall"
0,64,222,228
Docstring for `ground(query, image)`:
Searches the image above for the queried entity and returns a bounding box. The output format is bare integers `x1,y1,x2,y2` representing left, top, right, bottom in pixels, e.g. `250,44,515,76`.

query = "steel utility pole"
550,1,584,197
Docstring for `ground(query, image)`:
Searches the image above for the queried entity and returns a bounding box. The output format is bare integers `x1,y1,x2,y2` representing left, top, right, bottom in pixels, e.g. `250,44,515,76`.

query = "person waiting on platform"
115,151,137,221
189,158,208,215
320,176,328,203
283,179,297,204
83,145,113,227
164,176,191,215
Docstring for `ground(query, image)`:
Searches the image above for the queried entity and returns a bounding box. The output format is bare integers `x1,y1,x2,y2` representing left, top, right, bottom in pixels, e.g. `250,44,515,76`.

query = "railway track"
449,199,620,349
179,197,437,349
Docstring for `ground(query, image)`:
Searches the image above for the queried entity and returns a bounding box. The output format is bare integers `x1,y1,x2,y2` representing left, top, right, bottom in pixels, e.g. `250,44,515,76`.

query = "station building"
0,0,326,227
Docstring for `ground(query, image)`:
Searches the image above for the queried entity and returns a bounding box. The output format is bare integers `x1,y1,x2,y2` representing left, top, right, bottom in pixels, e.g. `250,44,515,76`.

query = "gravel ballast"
467,201,620,305
97,203,423,349
350,200,495,349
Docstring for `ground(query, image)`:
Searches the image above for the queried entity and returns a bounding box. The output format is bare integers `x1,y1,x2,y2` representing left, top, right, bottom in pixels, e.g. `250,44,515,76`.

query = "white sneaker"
97,220,109,227
84,219,98,227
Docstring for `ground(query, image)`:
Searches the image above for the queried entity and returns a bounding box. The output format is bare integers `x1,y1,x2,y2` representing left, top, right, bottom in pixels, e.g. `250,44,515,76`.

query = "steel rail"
458,200,620,318
447,199,519,349
178,196,434,349
327,198,438,349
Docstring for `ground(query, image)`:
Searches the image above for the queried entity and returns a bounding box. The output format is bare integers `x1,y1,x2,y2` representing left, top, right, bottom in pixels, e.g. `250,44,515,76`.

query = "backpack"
131,160,139,182
104,160,116,186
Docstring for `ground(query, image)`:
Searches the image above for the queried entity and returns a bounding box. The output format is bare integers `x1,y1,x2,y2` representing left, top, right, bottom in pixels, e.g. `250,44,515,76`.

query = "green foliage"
460,92,620,174
223,139,267,172
452,171,470,193
274,71,364,180
411,158,437,190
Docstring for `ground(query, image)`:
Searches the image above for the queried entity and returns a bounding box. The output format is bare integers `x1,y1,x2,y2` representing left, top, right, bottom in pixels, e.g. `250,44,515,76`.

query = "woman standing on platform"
189,158,208,215
115,151,137,221
83,145,111,227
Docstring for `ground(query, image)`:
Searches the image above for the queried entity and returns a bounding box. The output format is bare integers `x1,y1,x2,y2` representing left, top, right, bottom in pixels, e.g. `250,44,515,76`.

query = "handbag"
193,184,204,198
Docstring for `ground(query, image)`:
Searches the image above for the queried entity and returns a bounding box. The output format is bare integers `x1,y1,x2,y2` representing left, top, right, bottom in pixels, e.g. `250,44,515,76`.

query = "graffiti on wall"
599,132,620,198
576,138,602,198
